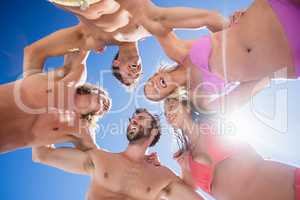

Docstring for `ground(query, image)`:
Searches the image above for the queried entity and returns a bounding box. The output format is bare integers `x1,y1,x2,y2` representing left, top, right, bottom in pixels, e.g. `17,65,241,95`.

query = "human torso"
212,146,295,200
80,0,169,44
0,81,38,152
208,0,295,82
87,150,179,200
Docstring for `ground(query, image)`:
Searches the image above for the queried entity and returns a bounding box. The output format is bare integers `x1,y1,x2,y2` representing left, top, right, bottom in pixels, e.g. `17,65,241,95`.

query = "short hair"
76,83,111,125
133,108,161,147
111,52,130,86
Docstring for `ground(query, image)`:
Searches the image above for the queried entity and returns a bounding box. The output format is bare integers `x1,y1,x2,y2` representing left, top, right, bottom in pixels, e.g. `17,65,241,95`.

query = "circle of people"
1,0,300,200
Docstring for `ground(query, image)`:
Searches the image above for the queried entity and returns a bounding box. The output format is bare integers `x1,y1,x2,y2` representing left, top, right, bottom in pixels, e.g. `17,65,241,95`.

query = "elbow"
207,11,227,32
23,44,45,65
32,148,47,163
32,151,42,163
24,44,38,60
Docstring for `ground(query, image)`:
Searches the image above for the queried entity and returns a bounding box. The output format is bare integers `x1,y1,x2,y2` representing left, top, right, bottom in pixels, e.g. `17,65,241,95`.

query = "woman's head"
74,83,111,125
164,89,191,129
144,64,183,101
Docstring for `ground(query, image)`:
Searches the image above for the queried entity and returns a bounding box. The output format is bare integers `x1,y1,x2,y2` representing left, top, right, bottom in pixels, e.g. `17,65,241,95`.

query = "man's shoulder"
154,164,178,179
88,148,116,159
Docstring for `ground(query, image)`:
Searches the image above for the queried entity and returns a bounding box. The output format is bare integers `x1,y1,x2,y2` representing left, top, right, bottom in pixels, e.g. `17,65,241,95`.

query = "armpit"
157,180,184,199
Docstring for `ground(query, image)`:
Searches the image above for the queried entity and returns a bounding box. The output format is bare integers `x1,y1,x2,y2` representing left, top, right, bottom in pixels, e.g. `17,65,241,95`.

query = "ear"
113,60,121,66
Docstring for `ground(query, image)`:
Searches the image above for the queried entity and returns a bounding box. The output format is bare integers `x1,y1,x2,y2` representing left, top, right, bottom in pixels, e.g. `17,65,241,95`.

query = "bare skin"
23,21,143,86
55,0,227,37
164,97,297,200
145,0,296,112
77,0,227,36
32,110,204,200
0,52,109,153
25,0,228,86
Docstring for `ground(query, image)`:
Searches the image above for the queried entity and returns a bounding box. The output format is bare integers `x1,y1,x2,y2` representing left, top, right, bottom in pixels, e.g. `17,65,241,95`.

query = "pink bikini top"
188,133,239,194
189,36,225,93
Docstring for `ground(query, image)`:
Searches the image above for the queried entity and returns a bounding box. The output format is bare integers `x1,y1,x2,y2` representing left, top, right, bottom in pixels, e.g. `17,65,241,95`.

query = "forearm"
23,25,86,77
206,77,271,113
156,6,227,33
32,145,92,175
156,32,193,63
23,46,45,77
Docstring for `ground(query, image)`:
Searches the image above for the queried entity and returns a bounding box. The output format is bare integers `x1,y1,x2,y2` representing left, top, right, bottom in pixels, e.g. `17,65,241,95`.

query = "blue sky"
1,1,299,200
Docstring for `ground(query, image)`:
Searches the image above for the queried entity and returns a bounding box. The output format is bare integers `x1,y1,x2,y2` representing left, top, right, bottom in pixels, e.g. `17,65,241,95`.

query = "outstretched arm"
60,51,89,84
193,77,271,113
23,24,87,77
32,145,94,175
154,6,228,33
156,32,194,63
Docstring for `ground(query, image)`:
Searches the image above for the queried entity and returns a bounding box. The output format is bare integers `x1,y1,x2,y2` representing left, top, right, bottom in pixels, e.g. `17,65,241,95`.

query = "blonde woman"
163,93,300,200
145,0,300,113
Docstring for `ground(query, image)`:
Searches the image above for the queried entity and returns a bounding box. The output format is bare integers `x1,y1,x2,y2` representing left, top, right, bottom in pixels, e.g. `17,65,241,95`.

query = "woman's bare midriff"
212,146,295,200
210,0,295,82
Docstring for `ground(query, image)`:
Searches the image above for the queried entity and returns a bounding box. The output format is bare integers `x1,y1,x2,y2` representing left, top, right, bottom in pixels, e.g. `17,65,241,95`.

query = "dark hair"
111,52,132,87
76,83,111,124
133,108,161,147
174,129,190,153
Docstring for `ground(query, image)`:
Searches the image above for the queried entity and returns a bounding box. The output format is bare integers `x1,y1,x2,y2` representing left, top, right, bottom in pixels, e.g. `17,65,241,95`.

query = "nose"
166,113,172,120
131,118,138,125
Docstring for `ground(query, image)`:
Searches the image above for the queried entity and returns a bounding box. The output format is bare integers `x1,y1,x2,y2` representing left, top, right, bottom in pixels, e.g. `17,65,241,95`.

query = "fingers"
229,11,245,27
145,152,161,166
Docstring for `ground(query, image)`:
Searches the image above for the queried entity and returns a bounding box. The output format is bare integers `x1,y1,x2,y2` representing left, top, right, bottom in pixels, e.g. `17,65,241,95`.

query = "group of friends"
1,0,300,199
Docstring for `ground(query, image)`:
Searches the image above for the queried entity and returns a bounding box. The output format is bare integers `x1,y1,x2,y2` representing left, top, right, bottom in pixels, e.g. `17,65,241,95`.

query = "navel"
146,186,151,193
247,48,252,53
52,127,59,131
104,172,109,179
46,89,52,93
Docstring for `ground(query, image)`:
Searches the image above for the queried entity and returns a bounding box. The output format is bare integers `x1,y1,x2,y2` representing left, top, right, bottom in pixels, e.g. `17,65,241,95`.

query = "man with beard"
32,108,204,200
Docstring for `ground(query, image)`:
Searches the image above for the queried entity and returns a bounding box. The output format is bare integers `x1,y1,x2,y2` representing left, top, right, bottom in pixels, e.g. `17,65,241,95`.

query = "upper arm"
204,77,270,112
153,6,227,33
157,181,204,200
32,146,94,175
156,32,192,63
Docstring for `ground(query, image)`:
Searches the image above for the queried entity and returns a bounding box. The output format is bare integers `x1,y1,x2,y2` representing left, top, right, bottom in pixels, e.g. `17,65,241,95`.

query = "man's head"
74,83,111,124
50,0,120,20
127,108,161,147
112,43,142,87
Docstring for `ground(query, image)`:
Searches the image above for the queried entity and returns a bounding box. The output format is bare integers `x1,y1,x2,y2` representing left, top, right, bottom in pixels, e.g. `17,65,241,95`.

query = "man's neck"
123,143,147,162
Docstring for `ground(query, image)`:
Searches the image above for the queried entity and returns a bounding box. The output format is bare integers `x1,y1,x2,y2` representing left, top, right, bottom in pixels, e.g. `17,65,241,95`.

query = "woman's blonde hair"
76,83,111,127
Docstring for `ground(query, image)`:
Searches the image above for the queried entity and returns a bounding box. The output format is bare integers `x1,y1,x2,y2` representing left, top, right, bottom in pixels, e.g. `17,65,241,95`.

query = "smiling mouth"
167,115,176,123
129,124,138,133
